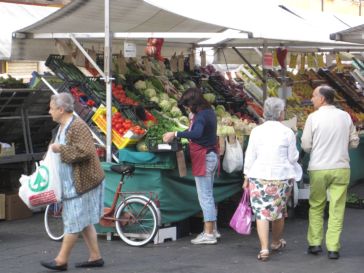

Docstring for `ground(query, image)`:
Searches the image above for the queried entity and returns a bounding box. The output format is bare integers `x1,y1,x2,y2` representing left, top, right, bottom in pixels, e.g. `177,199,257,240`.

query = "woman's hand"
242,177,249,189
50,143,61,153
163,132,175,143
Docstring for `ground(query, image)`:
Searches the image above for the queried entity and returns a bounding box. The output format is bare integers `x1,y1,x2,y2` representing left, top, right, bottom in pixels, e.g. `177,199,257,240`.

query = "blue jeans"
195,152,218,222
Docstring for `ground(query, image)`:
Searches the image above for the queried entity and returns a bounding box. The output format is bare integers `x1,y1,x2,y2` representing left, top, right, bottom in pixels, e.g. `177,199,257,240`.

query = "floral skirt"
249,178,293,221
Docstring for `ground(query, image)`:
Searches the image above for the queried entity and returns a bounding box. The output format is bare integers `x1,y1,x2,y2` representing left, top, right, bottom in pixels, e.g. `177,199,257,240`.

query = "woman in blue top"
163,88,219,245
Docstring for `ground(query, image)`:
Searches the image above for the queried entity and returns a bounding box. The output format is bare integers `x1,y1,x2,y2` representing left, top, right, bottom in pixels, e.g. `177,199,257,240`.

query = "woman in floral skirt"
243,97,302,261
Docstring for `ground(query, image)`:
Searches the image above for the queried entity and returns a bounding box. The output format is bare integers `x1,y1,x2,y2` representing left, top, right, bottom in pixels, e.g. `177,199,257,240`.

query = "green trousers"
307,169,350,251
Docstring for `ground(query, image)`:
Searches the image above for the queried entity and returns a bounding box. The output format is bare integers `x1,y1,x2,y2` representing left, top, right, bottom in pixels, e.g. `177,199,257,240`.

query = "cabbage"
170,106,182,117
178,116,189,126
169,98,177,107
159,93,169,100
177,84,185,91
134,80,146,90
159,99,172,112
145,88,157,98
215,105,225,112
215,108,225,118
150,96,159,104
136,140,149,152
187,80,196,88
183,83,190,90
220,125,235,136
203,93,216,103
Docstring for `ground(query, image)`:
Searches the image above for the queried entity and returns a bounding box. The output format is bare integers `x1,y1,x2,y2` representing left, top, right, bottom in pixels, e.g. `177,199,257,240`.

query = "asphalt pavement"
0,206,363,273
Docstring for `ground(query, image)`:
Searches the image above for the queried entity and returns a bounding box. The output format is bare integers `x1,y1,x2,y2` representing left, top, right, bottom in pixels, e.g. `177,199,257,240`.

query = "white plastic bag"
222,137,244,173
18,150,62,209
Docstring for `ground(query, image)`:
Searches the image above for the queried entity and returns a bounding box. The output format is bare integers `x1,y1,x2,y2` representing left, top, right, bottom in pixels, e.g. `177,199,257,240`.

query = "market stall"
4,0,364,228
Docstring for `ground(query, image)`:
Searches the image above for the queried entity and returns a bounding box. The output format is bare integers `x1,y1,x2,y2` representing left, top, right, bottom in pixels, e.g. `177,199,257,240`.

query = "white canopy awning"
144,0,364,47
10,0,364,61
10,0,232,60
0,3,58,60
330,24,364,44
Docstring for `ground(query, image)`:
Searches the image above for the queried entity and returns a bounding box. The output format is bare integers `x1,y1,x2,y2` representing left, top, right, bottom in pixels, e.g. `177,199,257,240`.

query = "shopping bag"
229,190,252,235
222,137,244,173
18,150,62,210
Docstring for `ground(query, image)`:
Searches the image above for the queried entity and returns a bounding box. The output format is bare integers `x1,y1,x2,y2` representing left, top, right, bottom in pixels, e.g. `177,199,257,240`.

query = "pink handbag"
229,190,252,235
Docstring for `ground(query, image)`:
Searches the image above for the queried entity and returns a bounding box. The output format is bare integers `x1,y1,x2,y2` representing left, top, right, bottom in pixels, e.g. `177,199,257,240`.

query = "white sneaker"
191,232,217,245
214,230,221,239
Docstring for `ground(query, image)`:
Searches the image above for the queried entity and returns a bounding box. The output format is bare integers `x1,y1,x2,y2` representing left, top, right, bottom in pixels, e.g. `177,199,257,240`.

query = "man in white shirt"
301,85,359,260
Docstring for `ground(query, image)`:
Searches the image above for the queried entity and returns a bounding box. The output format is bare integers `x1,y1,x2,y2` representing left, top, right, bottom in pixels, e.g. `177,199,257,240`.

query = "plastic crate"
74,100,94,122
119,160,176,170
146,137,182,153
91,106,133,149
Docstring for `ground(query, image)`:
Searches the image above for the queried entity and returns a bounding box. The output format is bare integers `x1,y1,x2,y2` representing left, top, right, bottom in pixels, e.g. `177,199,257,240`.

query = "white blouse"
244,121,302,181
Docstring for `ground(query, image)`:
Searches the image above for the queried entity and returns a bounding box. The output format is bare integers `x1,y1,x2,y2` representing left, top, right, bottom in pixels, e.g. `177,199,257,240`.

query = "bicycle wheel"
44,202,64,241
115,196,158,247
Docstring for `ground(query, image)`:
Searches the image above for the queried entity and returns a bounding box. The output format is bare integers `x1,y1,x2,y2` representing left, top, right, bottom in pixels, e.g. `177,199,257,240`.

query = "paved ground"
1,204,363,273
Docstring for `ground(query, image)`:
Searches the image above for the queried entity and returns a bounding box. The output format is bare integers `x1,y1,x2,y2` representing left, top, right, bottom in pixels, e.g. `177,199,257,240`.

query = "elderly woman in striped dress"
243,97,302,261
41,92,105,271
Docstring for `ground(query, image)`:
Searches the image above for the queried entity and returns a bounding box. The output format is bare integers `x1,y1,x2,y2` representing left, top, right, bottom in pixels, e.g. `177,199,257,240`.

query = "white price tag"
157,144,172,150
123,42,136,58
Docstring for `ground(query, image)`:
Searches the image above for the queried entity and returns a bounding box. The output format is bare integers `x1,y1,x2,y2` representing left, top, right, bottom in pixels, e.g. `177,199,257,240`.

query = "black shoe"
328,251,340,259
40,260,68,271
308,245,323,255
75,258,104,268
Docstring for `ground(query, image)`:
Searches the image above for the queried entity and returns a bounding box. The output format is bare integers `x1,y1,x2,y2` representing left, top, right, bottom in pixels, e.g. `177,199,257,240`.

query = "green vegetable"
145,88,157,98
145,112,182,144
216,105,225,112
136,140,149,152
150,77,165,92
203,93,216,103
134,80,147,90
159,93,169,100
159,99,172,112
187,80,196,88
170,106,182,118
169,98,177,107
178,116,189,126
150,96,159,104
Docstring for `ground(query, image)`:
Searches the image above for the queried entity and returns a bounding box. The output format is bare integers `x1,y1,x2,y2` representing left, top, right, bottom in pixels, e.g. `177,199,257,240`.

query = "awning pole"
104,0,113,162
261,44,268,102
280,67,287,102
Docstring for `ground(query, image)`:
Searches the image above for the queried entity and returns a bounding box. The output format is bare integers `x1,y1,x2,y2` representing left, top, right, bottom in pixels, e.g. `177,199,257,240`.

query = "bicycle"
44,165,161,246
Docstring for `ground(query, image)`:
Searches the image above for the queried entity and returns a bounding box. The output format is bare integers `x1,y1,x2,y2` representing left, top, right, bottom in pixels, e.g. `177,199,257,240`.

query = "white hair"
263,97,285,121
51,92,74,113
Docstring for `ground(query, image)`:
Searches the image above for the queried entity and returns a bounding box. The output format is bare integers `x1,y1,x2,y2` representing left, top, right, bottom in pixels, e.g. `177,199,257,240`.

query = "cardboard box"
0,193,5,219
5,193,32,220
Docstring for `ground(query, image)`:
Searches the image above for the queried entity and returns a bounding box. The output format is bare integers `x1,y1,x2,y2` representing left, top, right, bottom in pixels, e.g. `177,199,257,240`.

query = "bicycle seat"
110,165,135,175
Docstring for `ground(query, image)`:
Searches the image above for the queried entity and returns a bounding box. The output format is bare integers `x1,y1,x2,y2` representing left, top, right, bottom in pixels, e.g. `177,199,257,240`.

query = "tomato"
113,112,121,118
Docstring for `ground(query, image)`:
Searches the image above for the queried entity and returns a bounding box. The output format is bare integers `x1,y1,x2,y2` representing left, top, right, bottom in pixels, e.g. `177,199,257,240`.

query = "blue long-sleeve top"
176,108,217,147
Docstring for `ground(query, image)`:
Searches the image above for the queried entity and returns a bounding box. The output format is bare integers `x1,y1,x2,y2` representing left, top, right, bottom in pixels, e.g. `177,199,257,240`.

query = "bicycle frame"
100,173,160,226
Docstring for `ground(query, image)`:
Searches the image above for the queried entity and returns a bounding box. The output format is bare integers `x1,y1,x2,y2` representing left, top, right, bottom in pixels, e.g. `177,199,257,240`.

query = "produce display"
239,63,364,128
0,75,27,88
44,52,363,154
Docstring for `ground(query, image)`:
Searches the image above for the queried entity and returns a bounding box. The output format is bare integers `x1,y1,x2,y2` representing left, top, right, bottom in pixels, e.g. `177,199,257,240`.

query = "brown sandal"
271,239,287,251
257,249,269,261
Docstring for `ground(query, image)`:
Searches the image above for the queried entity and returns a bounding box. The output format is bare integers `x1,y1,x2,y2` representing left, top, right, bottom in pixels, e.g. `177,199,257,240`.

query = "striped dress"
55,117,104,234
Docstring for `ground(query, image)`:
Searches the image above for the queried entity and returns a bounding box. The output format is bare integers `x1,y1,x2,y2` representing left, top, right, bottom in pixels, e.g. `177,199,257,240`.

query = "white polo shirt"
301,105,359,171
